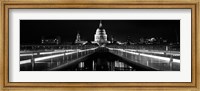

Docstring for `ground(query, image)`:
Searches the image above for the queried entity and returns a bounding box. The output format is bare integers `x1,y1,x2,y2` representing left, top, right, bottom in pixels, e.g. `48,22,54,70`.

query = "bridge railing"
108,47,180,71
20,45,98,52
107,44,180,51
20,47,97,71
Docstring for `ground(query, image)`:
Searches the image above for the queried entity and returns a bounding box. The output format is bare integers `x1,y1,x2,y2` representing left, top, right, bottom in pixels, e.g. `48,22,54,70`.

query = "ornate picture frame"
0,0,199,91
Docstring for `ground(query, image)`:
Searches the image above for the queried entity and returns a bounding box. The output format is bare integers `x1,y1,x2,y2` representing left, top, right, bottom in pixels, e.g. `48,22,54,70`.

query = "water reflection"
71,60,135,71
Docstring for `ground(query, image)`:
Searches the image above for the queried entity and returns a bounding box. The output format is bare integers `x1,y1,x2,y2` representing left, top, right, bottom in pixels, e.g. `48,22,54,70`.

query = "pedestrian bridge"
20,47,180,71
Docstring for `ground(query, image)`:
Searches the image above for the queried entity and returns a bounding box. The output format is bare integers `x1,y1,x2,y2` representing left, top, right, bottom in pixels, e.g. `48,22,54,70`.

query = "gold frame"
0,0,199,91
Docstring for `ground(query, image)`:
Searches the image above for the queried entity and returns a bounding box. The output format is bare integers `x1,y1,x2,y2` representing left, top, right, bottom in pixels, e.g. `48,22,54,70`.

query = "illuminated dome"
94,21,107,45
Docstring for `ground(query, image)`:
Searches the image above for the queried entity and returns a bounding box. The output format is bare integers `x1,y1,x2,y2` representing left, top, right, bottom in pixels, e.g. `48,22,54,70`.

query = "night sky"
20,20,180,44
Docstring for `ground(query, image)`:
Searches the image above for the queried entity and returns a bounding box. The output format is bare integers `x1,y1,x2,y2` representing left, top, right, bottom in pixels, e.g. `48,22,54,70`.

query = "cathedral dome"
94,21,108,44
95,28,107,35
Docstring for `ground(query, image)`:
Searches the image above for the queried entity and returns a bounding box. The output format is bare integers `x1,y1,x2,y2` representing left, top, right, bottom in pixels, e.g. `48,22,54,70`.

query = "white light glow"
20,59,31,64
109,48,180,63
20,47,98,64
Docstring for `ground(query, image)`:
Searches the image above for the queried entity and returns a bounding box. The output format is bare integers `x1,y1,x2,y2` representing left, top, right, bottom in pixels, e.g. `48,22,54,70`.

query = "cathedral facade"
94,21,108,45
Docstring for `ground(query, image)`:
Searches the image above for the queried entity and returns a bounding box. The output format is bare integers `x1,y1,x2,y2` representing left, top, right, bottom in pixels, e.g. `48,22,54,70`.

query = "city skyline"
20,20,180,71
20,20,180,44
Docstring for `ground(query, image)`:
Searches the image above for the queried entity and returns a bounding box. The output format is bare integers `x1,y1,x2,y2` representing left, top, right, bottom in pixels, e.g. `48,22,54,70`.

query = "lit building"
94,21,108,45
139,38,145,44
75,32,87,45
111,35,114,43
75,33,81,43
41,36,61,45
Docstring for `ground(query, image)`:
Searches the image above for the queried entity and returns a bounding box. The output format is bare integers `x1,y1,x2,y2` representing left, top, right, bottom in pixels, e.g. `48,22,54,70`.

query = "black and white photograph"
20,20,180,71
